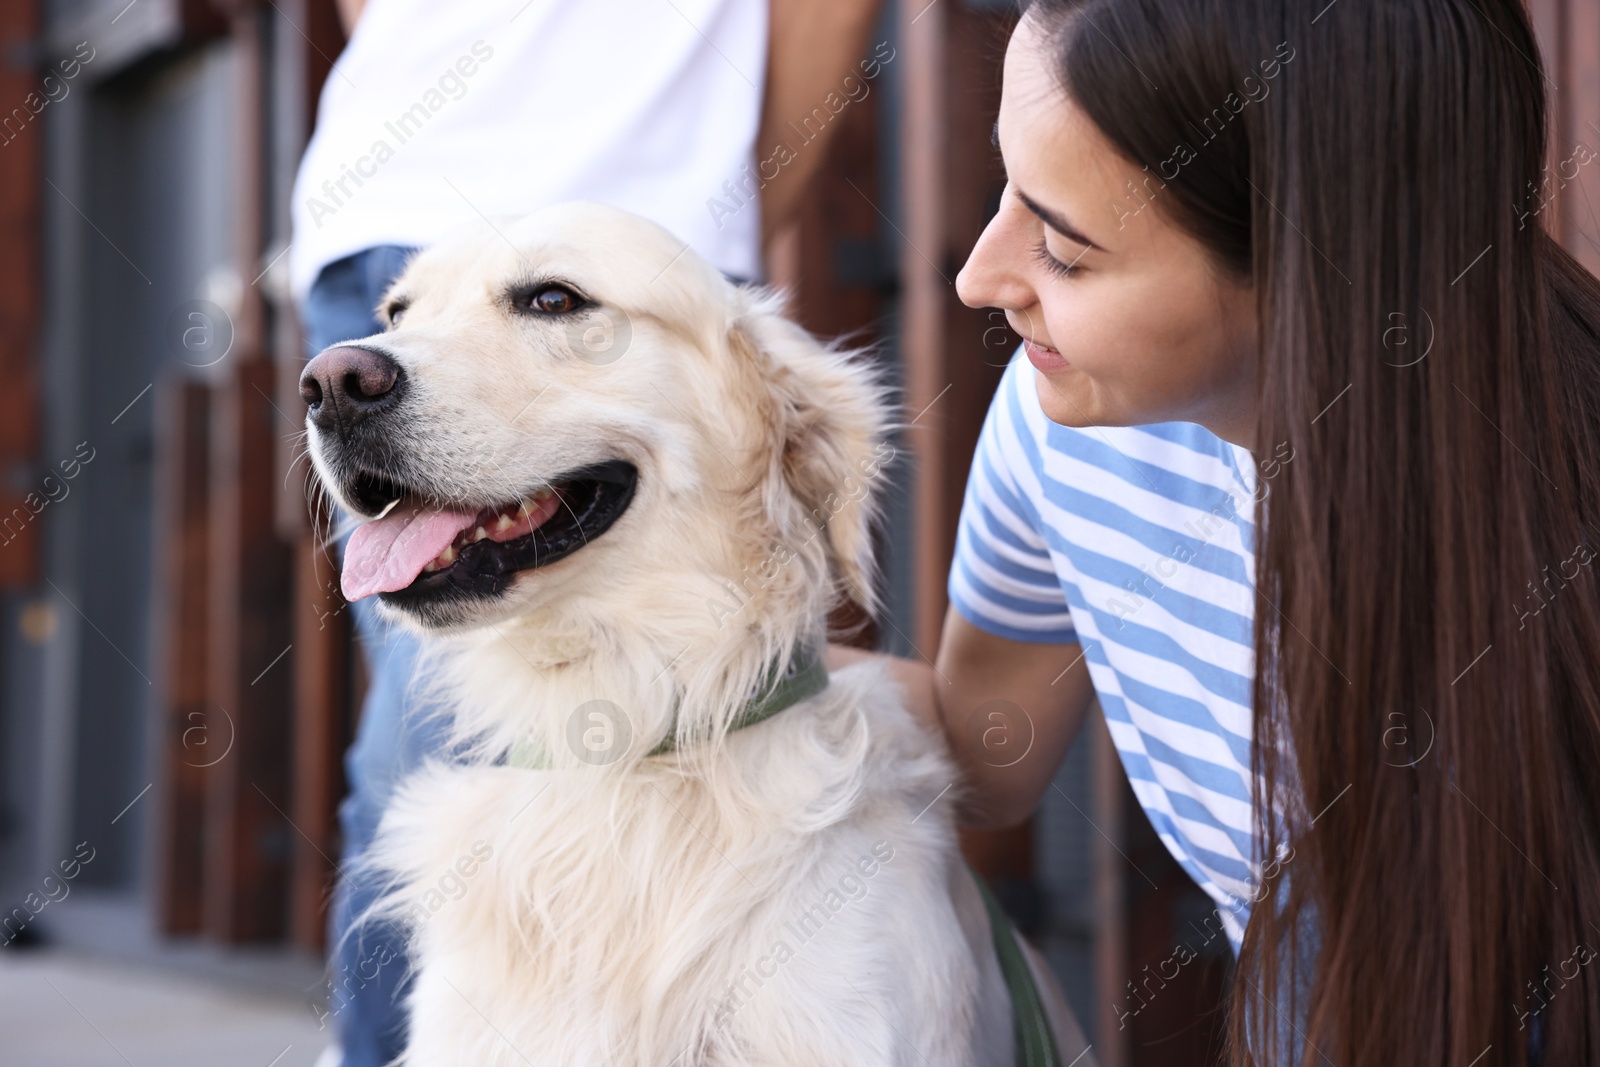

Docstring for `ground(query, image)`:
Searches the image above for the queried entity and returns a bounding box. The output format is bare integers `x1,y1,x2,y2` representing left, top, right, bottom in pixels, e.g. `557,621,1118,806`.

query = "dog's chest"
383,691,982,1065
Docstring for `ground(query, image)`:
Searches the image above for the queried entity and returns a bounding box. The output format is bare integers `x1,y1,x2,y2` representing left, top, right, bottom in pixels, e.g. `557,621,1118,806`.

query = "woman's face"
956,12,1260,450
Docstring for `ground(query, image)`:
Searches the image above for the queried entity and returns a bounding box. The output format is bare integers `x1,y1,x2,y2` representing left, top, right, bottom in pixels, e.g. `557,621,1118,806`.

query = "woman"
835,0,1600,1062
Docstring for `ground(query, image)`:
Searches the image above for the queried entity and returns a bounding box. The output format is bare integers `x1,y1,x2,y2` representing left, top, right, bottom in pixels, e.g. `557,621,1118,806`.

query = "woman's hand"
826,605,1096,829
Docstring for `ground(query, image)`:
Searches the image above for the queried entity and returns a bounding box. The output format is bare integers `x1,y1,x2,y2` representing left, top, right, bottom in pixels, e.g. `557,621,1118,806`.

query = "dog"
301,201,1094,1067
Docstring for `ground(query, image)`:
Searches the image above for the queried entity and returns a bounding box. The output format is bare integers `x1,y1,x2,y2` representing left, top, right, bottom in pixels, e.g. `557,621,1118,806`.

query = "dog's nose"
300,345,404,431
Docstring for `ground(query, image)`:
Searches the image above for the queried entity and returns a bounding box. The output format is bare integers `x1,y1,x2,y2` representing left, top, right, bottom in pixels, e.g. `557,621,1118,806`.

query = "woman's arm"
758,0,885,244
336,0,365,35
826,605,1097,829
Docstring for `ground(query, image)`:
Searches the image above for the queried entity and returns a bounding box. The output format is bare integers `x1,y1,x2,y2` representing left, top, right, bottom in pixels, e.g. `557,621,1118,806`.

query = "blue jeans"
302,245,445,1067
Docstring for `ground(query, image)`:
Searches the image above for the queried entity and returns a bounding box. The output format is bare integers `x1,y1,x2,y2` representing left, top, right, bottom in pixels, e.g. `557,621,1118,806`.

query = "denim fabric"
1229,871,1313,1067
301,245,449,1067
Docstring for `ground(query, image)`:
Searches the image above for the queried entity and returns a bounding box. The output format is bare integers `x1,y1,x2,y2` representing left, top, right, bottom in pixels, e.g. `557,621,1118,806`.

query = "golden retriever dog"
300,202,1093,1067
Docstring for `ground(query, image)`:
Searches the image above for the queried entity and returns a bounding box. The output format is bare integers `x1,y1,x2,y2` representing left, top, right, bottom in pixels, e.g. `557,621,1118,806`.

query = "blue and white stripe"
948,351,1265,949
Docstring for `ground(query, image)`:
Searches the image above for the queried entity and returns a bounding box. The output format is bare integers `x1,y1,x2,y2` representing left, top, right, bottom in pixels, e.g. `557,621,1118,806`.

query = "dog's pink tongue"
342,505,478,600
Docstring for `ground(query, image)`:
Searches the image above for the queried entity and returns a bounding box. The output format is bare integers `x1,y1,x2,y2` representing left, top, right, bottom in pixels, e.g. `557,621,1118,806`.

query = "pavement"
1,948,336,1067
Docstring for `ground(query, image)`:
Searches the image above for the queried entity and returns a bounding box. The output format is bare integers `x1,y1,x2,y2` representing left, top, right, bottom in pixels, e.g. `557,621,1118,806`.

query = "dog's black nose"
301,345,405,431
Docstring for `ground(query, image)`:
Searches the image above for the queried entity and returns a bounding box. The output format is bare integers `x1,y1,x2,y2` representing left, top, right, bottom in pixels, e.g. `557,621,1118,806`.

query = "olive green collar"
505,644,829,768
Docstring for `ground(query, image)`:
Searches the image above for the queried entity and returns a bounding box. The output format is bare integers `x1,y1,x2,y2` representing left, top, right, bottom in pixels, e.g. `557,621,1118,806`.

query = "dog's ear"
729,292,892,615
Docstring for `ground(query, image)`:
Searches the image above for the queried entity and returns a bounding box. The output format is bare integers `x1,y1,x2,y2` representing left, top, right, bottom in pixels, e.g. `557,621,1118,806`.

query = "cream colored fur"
306,202,1092,1067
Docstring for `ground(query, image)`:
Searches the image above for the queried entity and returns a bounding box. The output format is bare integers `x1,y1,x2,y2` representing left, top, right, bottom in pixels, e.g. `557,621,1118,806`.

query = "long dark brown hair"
1026,0,1600,1062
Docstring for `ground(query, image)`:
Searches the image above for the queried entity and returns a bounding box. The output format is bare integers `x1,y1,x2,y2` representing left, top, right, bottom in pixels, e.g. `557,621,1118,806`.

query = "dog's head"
302,202,891,657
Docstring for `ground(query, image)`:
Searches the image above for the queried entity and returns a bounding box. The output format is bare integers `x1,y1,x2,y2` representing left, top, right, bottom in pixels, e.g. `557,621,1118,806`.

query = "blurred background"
1,0,1597,1064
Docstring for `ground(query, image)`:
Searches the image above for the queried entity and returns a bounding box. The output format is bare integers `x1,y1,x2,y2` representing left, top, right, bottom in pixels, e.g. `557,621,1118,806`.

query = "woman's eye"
527,285,584,314
1032,241,1084,279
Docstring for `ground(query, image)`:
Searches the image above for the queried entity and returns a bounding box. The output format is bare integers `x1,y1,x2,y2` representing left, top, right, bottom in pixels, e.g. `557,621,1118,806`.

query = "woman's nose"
956,201,1036,313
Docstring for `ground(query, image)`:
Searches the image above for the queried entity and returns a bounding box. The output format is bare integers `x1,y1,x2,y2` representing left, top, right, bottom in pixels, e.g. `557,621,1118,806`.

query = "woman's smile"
1021,335,1070,372
953,11,1259,449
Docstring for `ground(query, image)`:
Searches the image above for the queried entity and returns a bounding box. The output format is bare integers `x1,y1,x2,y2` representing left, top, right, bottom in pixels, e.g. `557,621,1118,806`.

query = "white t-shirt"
289,0,767,301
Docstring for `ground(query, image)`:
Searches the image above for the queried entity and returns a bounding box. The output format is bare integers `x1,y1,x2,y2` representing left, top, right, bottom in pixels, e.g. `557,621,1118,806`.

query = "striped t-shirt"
948,351,1270,950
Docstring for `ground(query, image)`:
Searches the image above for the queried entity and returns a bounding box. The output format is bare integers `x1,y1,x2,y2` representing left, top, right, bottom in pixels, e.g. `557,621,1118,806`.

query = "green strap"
647,644,829,756
506,644,828,768
969,862,1063,1067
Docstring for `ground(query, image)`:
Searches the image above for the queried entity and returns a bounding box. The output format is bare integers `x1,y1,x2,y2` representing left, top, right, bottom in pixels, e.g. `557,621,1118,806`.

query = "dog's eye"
524,285,585,315
387,302,409,328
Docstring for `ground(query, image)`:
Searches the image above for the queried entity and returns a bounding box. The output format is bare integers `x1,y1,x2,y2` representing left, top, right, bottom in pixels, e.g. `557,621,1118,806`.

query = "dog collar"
647,643,829,756
505,644,829,768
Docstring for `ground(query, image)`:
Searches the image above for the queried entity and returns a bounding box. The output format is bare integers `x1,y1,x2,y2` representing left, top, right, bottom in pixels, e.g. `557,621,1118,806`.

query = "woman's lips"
1023,337,1070,372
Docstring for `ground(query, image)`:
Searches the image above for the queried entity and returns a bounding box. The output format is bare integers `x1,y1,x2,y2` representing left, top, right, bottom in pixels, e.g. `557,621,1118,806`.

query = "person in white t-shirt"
291,3,883,1063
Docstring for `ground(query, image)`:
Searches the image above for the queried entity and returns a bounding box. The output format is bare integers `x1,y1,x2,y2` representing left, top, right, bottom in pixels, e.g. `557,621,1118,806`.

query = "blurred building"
2,1,1597,1066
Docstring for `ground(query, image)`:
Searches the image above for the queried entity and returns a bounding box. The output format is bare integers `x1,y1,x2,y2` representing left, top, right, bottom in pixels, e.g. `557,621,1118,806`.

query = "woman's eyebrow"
1017,189,1105,252
991,122,1106,253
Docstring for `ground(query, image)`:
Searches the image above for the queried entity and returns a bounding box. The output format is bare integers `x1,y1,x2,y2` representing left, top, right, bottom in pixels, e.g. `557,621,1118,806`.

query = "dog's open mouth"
339,460,638,606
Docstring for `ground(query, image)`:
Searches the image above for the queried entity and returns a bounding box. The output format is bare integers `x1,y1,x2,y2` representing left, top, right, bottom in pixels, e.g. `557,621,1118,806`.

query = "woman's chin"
1033,369,1100,427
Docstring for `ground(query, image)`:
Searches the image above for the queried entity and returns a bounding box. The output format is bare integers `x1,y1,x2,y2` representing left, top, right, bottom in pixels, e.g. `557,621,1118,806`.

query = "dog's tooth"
472,526,488,543
439,545,456,565
422,560,437,573
531,486,553,503
495,514,515,533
